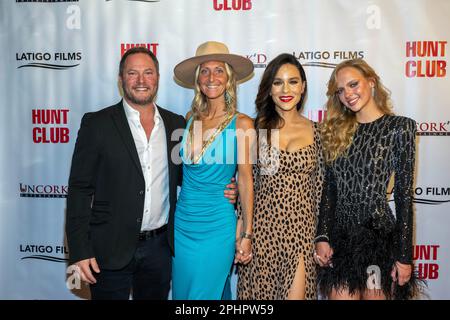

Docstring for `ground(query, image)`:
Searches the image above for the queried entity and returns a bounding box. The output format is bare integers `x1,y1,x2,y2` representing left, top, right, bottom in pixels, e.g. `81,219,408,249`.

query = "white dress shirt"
123,99,169,231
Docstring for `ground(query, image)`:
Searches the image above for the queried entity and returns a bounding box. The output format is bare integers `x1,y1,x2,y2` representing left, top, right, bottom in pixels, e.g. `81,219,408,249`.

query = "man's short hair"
119,47,159,76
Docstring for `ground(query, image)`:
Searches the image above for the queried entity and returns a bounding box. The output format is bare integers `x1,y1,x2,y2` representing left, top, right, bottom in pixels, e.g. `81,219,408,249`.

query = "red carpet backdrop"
0,0,448,299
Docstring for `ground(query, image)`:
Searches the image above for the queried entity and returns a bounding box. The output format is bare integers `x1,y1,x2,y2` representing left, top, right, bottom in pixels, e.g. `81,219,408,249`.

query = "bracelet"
240,232,253,240
314,235,329,243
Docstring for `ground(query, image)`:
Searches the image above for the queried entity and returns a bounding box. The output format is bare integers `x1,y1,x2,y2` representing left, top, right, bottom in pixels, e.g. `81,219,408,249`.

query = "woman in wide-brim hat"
174,41,254,89
171,41,255,300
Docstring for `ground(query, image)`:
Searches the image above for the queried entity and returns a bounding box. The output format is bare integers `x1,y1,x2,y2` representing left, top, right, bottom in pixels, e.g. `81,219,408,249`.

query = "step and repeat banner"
0,0,448,299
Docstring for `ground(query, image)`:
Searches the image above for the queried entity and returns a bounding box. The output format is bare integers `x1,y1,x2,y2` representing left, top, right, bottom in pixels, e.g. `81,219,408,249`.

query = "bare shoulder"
297,115,316,132
299,115,313,126
236,113,255,130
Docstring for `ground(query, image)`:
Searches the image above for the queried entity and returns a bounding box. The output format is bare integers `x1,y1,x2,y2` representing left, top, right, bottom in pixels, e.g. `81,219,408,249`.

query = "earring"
371,85,375,97
225,91,232,106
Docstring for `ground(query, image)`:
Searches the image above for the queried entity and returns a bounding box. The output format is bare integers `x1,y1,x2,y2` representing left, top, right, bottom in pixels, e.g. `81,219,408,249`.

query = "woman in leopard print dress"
237,54,324,300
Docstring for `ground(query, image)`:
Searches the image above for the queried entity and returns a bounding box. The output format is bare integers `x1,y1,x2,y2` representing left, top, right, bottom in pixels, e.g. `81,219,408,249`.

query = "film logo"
388,186,450,206
20,183,68,198
406,41,447,77
20,244,68,263
16,52,81,70
121,43,159,57
414,245,440,280
293,50,364,69
246,53,267,68
213,0,252,10
16,0,78,2
416,121,450,136
32,109,69,143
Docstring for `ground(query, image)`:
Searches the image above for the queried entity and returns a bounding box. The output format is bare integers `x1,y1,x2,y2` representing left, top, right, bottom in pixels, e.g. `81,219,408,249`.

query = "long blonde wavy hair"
190,62,237,120
321,59,394,163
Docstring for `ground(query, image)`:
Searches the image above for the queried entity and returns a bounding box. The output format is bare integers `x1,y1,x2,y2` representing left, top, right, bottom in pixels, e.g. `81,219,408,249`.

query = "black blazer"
66,101,185,269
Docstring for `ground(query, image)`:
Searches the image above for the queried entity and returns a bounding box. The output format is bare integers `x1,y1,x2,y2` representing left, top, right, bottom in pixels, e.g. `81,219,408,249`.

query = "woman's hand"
314,242,334,267
391,261,412,286
234,237,252,265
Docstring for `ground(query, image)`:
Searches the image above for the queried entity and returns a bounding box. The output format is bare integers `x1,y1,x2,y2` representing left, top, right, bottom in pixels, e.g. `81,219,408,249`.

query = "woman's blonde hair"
190,62,237,120
321,58,394,163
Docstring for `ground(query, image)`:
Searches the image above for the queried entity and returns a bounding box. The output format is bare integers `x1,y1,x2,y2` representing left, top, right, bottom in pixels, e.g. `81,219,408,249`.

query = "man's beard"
123,85,156,106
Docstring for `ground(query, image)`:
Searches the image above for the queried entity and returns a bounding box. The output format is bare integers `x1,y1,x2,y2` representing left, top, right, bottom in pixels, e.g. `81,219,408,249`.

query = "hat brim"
173,53,254,89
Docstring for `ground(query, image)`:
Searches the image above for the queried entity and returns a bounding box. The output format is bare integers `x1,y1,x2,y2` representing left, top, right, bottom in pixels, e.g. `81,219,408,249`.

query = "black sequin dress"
316,114,423,299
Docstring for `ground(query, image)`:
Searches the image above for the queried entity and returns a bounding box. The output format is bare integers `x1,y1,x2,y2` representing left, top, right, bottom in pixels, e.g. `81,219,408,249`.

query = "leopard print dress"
237,123,324,300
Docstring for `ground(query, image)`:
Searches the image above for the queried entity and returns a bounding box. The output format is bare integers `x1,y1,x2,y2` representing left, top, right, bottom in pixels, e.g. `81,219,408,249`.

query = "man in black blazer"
66,47,235,300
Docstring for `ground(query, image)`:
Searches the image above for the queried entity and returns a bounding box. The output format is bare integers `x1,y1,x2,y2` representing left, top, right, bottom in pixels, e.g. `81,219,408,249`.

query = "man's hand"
224,177,238,204
75,258,100,284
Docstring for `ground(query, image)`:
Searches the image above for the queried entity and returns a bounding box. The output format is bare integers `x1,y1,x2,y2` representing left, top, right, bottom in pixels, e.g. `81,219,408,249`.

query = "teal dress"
172,114,238,300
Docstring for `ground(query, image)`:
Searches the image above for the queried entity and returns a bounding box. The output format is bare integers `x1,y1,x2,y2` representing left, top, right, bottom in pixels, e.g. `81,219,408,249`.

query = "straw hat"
173,41,254,88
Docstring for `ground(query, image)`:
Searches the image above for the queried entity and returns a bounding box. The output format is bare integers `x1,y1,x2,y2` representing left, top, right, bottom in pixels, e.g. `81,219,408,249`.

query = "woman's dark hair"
254,53,307,143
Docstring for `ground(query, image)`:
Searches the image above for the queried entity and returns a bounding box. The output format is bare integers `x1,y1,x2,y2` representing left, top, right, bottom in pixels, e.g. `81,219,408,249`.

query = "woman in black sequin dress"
314,59,424,300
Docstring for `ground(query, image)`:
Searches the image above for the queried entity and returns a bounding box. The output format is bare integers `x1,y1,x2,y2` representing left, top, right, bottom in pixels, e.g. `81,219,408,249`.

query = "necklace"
187,112,235,164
